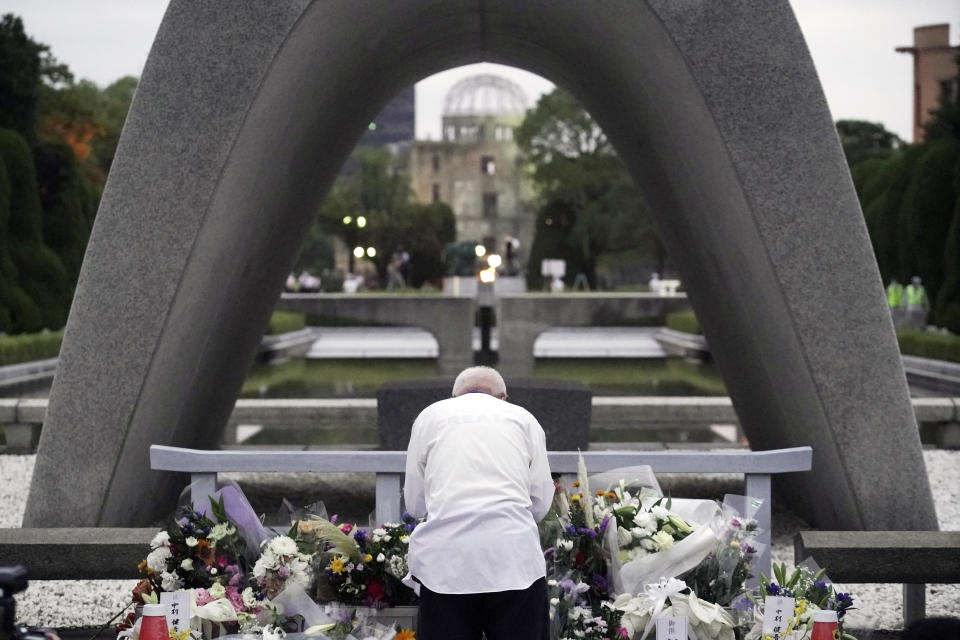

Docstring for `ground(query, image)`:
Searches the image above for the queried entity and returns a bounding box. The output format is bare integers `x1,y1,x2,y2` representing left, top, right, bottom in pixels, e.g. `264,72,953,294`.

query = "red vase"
810,609,839,640
139,603,169,640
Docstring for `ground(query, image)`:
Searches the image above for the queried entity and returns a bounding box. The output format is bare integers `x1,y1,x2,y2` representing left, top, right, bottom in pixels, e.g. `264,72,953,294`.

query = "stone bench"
0,528,154,580
794,530,960,626
151,444,813,581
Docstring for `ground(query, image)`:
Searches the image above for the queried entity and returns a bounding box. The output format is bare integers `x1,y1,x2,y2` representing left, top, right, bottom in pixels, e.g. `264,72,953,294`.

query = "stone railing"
4,397,959,452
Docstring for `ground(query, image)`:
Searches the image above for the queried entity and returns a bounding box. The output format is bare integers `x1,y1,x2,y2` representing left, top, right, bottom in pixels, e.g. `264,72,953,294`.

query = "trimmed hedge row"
665,310,701,335
266,311,307,335
897,329,960,364
0,330,62,366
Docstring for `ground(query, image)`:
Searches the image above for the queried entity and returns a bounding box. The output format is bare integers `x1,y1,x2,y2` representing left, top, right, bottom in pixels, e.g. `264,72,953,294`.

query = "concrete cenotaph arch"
25,0,937,532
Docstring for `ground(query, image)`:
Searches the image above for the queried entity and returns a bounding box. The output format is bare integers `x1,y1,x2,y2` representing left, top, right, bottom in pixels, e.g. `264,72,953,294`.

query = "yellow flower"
729,540,740,548
795,599,807,616
364,554,373,563
395,629,415,640
328,556,346,575
570,494,581,502
169,631,192,640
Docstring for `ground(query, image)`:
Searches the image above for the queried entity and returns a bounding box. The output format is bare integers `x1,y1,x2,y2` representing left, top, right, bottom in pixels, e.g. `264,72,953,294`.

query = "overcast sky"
5,1,958,143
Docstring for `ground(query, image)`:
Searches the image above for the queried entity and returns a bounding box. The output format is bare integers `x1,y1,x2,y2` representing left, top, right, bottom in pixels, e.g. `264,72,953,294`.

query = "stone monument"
25,0,936,533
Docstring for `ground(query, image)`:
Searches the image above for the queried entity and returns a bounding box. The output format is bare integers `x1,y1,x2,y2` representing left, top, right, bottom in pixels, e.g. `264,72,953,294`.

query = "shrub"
265,311,306,335
896,329,960,364
665,309,700,335
0,329,62,366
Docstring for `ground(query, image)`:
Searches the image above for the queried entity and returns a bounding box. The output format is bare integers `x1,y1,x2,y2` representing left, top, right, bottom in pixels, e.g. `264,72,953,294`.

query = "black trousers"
417,577,549,640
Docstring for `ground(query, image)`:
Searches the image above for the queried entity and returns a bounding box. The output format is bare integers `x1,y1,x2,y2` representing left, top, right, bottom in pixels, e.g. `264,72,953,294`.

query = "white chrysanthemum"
185,536,199,547
652,530,675,550
150,530,170,549
242,587,258,609
180,558,193,571
376,553,386,562
269,536,298,557
651,505,669,520
160,570,182,591
633,511,655,529
262,624,286,640
208,522,235,543
145,546,171,573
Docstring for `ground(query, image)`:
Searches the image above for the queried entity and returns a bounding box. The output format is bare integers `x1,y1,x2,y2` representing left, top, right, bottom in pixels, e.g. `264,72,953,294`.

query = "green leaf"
288,520,299,539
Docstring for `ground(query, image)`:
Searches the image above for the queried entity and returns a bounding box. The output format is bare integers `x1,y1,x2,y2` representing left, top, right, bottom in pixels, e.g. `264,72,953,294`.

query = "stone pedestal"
377,378,591,451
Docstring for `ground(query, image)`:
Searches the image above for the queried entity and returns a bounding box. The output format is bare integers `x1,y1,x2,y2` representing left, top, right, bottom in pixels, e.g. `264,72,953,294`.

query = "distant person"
285,273,299,292
904,276,929,330
648,271,661,294
403,366,554,640
387,249,406,290
886,277,904,327
342,272,363,293
550,275,565,292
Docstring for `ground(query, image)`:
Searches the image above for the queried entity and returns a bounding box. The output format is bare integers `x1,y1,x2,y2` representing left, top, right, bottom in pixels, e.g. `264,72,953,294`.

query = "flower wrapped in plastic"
612,577,737,640
744,561,857,640
679,495,765,608
298,512,420,608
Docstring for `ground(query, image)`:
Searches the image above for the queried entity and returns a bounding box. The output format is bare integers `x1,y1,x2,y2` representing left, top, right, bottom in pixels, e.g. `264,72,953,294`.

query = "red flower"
575,552,585,566
132,578,154,604
367,579,385,601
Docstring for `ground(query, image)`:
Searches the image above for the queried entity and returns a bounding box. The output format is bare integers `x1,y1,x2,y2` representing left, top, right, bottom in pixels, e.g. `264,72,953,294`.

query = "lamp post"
343,215,368,272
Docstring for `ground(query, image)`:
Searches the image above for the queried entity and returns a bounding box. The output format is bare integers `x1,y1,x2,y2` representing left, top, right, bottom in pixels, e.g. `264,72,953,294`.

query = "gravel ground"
2,450,958,632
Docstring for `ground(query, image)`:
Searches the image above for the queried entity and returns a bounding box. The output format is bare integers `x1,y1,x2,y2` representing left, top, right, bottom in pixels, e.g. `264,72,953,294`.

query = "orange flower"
595,490,605,496
572,481,580,487
607,492,617,499
395,630,415,640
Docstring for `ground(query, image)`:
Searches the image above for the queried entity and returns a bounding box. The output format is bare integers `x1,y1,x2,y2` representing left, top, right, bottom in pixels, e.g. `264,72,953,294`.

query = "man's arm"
403,416,427,518
528,421,555,522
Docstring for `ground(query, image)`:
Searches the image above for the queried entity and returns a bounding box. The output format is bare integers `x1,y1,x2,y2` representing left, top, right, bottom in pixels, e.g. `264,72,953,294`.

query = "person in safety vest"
904,276,929,331
887,277,904,327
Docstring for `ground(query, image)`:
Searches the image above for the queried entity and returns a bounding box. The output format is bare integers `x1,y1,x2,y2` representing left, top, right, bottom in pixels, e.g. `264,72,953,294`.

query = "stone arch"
26,0,936,531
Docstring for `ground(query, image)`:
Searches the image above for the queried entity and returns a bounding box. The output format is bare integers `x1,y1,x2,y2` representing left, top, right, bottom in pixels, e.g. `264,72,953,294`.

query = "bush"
896,329,960,364
265,311,306,335
0,329,62,366
665,310,700,334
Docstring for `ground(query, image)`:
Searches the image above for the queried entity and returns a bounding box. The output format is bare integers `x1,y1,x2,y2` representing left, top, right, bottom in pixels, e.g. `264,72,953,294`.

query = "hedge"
0,330,62,366
265,311,306,335
665,310,701,335
896,329,960,364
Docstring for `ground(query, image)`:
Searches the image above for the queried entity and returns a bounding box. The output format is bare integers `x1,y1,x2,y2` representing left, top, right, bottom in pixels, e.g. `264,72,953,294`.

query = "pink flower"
225,586,245,612
217,555,229,568
194,588,214,606
278,566,291,578
617,628,629,639
339,523,353,534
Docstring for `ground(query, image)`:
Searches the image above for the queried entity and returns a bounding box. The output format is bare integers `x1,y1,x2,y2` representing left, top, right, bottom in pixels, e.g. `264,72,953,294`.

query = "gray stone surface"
26,0,934,533
0,528,154,580
275,294,474,374
377,377,591,451
497,294,691,376
794,531,960,584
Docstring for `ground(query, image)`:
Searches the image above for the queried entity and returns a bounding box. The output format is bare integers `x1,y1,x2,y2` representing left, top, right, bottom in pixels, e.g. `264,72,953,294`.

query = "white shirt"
403,392,555,594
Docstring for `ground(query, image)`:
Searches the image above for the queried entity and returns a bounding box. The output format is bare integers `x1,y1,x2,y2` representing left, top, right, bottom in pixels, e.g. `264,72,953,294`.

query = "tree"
0,14,72,141
298,148,456,288
516,89,665,289
835,120,903,166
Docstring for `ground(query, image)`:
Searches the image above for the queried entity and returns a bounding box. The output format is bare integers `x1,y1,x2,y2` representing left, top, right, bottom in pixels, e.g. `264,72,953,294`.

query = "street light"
353,246,365,259
487,254,502,269
366,247,376,258
357,216,367,228
475,244,486,257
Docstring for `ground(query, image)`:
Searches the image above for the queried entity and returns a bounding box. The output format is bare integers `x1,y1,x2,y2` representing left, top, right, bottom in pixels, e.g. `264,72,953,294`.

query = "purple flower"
599,517,610,533
765,584,782,596
592,574,609,592
812,580,827,591
354,529,368,544
278,566,291,578
405,523,416,532
730,518,741,527
566,525,577,535
743,544,757,554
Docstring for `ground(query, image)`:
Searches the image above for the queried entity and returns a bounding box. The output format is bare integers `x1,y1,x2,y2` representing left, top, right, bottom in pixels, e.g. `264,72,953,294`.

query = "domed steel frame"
443,74,529,116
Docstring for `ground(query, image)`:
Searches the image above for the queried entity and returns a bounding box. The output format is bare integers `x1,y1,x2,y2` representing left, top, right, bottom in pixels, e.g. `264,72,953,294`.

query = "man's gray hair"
452,366,507,397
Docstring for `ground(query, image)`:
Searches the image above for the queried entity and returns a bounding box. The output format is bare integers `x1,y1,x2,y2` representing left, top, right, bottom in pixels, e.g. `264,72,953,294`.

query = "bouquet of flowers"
680,496,764,607
745,562,856,640
300,512,420,608
612,577,737,640
119,496,274,636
